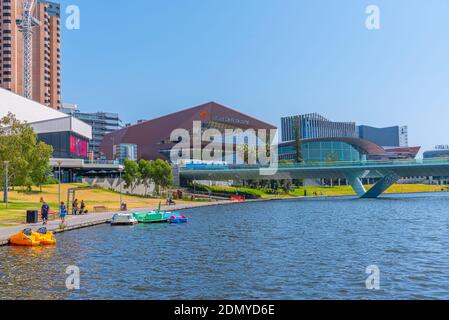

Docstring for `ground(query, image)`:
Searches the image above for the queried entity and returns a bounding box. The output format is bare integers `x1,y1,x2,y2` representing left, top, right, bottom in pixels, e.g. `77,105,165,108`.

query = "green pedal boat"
133,212,168,224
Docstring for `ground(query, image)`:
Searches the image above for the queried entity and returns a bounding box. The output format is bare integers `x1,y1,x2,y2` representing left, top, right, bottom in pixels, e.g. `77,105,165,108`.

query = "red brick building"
100,101,276,162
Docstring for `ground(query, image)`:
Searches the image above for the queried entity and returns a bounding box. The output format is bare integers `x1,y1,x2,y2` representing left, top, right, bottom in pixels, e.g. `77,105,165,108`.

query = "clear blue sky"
59,0,449,153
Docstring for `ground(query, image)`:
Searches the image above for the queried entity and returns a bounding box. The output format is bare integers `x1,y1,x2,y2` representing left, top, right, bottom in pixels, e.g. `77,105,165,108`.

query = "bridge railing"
179,158,449,171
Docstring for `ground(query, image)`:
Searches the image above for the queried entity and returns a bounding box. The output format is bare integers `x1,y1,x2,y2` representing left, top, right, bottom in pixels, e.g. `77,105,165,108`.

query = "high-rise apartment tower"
0,0,61,109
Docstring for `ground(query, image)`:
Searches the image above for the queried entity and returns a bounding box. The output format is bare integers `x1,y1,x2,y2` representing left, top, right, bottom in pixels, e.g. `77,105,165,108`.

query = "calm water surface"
1,193,449,300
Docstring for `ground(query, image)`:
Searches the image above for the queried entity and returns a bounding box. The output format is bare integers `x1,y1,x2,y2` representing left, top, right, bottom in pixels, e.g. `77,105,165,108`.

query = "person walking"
60,202,68,227
41,202,50,225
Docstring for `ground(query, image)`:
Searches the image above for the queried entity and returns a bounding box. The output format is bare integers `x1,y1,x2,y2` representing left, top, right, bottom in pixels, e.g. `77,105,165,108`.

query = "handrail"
179,158,449,171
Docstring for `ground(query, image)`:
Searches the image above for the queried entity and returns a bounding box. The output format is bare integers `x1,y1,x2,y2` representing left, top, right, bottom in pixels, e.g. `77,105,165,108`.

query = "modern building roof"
100,101,277,160
0,88,92,140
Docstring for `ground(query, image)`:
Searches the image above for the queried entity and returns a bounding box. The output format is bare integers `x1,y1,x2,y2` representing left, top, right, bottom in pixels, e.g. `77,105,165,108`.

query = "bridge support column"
345,171,401,199
361,172,401,199
345,172,367,198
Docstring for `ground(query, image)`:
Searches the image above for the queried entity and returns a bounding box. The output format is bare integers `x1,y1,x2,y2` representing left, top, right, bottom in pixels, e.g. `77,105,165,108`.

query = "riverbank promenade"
0,200,235,246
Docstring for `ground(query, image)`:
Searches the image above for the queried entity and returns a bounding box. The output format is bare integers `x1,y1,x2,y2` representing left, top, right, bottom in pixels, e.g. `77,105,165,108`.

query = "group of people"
71,199,87,215
40,199,88,226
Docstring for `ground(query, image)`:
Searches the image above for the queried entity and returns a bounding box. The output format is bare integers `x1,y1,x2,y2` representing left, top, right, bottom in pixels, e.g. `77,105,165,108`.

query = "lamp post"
118,166,123,210
4,161,9,209
56,161,62,215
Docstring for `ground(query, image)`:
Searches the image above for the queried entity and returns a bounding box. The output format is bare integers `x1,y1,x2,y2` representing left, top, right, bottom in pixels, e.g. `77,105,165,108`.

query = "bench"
93,206,108,213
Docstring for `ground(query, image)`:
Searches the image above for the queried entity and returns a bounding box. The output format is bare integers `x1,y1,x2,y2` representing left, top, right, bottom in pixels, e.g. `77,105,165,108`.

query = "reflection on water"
0,245,70,300
9,245,57,258
1,193,449,300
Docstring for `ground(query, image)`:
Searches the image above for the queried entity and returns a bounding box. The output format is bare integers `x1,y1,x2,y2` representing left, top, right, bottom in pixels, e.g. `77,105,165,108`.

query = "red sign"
70,136,89,157
199,110,209,120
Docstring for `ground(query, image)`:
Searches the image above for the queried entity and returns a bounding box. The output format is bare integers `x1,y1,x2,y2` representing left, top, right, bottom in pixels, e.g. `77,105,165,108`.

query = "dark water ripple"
1,192,449,300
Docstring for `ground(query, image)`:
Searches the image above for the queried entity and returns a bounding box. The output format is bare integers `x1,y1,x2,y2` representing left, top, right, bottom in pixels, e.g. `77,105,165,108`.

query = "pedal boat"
111,213,138,226
10,229,42,246
167,214,188,224
35,227,56,245
133,212,168,224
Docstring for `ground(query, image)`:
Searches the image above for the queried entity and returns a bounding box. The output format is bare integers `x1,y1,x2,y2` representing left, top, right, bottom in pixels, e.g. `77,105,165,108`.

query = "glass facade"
38,132,90,159
281,114,357,142
114,144,138,163
61,105,122,159
279,141,366,163
357,125,402,147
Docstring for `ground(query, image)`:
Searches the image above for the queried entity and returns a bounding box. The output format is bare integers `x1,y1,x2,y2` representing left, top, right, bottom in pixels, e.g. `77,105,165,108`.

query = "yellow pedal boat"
9,228,56,246
9,229,41,246
35,227,56,245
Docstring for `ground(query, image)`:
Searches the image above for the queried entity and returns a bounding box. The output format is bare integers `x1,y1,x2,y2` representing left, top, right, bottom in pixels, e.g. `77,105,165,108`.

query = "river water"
1,192,449,300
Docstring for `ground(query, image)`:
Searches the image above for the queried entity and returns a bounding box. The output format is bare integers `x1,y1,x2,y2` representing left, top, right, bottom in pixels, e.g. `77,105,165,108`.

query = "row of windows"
279,142,366,163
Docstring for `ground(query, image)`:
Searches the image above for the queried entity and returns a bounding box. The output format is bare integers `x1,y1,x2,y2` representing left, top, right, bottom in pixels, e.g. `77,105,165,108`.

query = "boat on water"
161,211,188,223
111,213,138,226
133,212,168,224
167,214,188,224
133,201,188,224
35,227,56,245
9,228,56,246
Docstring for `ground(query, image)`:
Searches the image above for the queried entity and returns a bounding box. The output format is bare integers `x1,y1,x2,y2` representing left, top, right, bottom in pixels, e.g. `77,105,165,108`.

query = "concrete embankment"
0,199,280,246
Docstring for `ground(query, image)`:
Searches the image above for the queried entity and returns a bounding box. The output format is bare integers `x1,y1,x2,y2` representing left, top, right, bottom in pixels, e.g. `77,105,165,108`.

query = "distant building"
278,138,420,163
421,146,449,185
100,101,276,162
399,126,409,147
358,125,409,148
281,113,357,142
424,145,449,159
113,144,138,163
0,0,62,109
61,103,122,159
383,146,420,160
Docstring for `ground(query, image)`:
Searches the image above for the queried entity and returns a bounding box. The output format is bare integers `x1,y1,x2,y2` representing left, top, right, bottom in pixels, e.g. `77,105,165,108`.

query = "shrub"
192,184,263,199
45,177,59,185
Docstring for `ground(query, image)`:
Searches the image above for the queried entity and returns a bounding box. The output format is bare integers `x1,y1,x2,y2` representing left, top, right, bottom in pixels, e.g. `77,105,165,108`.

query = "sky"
59,0,449,153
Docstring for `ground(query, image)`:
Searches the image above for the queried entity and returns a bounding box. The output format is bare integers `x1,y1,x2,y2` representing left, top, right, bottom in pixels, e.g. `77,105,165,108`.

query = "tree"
149,159,173,195
280,179,293,195
0,113,53,193
236,143,258,165
138,159,152,196
30,142,54,192
123,159,141,192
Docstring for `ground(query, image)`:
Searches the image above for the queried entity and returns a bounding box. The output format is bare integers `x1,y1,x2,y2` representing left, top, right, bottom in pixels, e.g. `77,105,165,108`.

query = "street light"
56,160,62,215
3,161,9,209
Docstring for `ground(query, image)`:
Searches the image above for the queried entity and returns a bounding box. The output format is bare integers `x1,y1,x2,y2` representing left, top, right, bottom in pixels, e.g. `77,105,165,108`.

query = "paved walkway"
0,200,236,246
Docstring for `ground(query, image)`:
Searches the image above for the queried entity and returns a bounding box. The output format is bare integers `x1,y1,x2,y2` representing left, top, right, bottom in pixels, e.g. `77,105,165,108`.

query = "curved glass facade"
279,141,366,162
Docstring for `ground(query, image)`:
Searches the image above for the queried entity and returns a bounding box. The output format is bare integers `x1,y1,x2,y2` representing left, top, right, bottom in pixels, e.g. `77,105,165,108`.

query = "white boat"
110,213,138,226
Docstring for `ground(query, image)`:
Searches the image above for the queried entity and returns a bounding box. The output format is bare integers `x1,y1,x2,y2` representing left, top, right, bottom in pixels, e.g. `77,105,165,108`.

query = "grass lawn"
0,184,190,226
207,184,449,199
288,184,449,197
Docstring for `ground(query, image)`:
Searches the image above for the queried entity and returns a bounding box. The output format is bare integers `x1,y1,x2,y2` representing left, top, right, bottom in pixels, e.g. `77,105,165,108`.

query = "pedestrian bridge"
178,159,449,198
